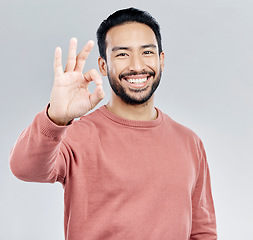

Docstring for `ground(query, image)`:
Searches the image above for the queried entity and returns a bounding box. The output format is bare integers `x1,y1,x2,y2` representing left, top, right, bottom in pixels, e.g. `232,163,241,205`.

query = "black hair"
96,7,162,60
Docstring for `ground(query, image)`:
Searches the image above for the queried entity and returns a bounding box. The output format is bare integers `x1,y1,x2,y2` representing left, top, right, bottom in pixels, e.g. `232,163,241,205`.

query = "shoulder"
160,110,205,156
161,111,199,140
63,108,104,143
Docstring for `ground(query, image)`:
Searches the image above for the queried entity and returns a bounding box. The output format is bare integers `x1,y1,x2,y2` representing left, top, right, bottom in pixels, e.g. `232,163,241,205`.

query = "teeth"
127,78,148,84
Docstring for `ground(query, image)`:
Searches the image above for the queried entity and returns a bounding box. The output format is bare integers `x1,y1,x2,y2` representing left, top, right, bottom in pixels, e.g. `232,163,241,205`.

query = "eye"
116,53,128,57
143,50,154,55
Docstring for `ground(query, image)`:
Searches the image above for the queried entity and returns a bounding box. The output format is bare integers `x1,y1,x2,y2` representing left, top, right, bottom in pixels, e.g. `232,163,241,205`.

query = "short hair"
96,7,162,60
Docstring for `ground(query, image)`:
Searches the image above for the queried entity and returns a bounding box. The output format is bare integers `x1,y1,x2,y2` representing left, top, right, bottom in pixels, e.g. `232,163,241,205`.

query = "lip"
123,75,151,89
123,74,150,80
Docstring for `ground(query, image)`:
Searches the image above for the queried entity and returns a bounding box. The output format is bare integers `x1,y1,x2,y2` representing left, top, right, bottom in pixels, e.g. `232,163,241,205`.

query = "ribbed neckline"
98,105,163,128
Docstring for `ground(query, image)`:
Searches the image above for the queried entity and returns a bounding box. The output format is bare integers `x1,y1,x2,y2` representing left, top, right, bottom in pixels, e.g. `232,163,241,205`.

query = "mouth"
124,76,149,85
118,71,155,89
119,71,155,86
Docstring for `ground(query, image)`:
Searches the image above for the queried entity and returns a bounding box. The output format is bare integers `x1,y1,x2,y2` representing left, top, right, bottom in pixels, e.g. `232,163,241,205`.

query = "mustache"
119,70,155,80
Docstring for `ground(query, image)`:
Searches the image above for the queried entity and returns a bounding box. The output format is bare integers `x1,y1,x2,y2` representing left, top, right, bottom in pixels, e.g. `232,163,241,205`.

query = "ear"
98,57,108,76
159,51,165,72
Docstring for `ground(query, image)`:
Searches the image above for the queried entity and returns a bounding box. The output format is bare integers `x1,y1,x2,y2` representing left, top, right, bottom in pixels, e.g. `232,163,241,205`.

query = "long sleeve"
190,141,217,239
9,107,70,184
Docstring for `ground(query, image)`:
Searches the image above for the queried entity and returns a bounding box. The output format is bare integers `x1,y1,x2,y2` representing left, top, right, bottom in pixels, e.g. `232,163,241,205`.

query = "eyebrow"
140,44,157,49
111,44,157,52
112,46,130,52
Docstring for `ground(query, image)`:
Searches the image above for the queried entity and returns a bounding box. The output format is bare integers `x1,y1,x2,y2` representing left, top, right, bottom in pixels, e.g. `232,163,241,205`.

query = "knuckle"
76,54,84,61
67,58,76,62
90,69,98,75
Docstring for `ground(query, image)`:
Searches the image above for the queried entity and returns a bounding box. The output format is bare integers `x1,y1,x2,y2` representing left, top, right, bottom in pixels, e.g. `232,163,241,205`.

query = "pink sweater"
10,106,217,240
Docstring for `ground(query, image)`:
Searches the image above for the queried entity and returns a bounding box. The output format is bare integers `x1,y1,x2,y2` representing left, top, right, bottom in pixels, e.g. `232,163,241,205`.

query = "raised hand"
48,38,105,125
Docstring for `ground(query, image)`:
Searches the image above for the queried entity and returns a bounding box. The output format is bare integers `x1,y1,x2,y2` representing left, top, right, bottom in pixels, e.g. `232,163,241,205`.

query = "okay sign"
48,38,105,126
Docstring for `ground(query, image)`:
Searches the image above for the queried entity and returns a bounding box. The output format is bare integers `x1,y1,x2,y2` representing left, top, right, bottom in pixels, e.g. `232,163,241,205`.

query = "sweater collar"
98,105,163,128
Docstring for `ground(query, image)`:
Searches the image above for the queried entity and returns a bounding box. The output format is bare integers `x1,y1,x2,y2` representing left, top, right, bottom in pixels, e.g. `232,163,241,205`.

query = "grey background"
1,0,252,239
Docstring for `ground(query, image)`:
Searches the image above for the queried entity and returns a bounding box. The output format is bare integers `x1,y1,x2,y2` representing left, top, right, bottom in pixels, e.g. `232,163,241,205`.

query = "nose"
128,54,145,72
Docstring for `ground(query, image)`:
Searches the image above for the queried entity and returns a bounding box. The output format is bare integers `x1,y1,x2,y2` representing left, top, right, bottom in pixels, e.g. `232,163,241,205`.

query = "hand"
48,38,105,126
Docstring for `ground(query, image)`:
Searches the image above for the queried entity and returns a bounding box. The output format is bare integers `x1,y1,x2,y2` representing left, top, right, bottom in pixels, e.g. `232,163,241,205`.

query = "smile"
126,77,148,84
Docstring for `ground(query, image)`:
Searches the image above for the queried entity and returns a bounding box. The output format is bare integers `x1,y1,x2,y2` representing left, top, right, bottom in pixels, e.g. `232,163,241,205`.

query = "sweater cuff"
37,104,70,139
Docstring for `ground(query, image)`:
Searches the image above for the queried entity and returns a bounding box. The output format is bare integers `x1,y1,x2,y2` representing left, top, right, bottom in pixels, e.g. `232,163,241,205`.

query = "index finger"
74,40,95,72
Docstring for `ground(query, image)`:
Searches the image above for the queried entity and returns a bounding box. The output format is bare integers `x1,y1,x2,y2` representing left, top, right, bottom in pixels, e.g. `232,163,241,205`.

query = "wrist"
47,105,72,126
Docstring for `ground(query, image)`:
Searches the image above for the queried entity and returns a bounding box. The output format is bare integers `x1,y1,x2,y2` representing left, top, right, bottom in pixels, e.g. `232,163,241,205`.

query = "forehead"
105,22,158,50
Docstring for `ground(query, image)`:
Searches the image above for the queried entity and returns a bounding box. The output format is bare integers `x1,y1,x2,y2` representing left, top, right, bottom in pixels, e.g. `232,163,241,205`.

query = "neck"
106,92,157,121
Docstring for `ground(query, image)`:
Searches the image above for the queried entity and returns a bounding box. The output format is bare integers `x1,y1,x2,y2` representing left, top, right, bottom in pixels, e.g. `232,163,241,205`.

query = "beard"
107,69,162,105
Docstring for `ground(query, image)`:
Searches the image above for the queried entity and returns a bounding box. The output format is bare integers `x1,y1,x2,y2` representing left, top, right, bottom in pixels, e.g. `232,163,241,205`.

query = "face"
99,22,165,105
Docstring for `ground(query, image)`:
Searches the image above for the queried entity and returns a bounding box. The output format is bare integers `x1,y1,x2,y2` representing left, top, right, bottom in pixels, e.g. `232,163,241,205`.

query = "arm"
9,106,69,183
190,141,217,240
9,38,105,183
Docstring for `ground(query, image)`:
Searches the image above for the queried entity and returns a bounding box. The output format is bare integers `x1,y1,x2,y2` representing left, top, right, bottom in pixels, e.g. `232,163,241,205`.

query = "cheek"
110,60,128,76
109,66,119,77
145,57,160,70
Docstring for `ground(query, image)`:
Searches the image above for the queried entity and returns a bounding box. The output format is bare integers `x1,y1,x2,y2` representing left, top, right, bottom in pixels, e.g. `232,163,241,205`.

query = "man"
10,7,217,240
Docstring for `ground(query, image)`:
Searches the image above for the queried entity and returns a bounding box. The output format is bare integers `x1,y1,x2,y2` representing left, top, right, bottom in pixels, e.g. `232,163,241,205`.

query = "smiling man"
10,7,217,240
99,22,164,112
